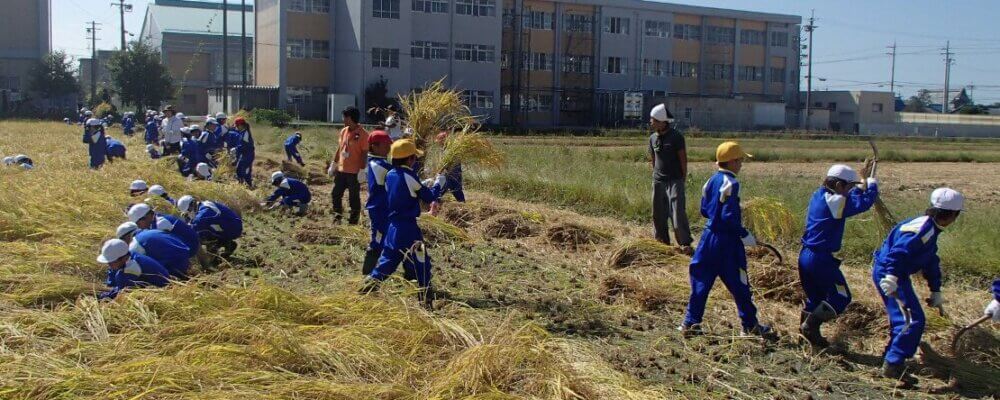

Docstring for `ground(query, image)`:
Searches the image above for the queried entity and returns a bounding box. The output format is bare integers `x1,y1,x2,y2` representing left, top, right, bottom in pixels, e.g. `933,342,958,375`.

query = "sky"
52,0,1000,103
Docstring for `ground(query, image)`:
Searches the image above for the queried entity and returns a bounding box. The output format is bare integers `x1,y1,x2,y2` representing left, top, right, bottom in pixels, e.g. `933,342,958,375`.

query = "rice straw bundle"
397,79,477,148
741,197,797,244
436,127,505,172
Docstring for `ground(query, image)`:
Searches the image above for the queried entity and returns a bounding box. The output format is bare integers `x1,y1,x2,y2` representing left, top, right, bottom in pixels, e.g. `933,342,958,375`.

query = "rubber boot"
881,361,917,386
800,302,837,348
744,324,778,341
418,286,435,309
362,247,380,276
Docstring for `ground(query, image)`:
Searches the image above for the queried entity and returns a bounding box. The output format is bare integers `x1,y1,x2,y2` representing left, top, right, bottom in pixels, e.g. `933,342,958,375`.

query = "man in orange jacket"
329,106,369,224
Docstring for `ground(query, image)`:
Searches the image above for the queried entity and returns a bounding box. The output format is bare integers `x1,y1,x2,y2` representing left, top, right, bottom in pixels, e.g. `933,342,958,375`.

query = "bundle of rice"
605,239,686,269
418,214,470,244
481,213,539,239
599,273,687,311
546,222,613,250
435,127,505,172
741,197,797,244
397,79,477,147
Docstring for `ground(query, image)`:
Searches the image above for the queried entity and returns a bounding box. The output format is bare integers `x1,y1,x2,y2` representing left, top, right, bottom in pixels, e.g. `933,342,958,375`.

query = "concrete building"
140,0,254,115
256,0,800,126
801,90,896,133
79,50,117,102
0,0,51,105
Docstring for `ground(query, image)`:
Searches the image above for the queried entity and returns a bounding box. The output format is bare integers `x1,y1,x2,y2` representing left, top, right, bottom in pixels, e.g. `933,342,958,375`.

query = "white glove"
327,163,336,177
879,275,899,297
434,173,447,189
741,232,757,247
421,178,433,187
927,291,944,308
985,299,1000,322
866,177,878,188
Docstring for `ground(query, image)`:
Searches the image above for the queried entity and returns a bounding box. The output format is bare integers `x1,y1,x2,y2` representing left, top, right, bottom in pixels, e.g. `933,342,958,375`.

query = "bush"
93,102,117,120
251,108,292,127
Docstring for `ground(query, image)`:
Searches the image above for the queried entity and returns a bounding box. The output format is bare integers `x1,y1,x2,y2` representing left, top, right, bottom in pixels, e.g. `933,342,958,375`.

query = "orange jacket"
336,125,369,174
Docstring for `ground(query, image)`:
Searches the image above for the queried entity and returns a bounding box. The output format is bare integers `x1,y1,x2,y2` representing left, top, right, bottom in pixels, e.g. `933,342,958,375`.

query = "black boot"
362,247,380,276
800,302,836,348
744,324,778,341
418,286,435,309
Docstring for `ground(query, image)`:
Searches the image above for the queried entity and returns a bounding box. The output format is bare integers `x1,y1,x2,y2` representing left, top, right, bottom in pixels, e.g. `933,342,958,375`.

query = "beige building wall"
167,51,212,82
254,0,281,86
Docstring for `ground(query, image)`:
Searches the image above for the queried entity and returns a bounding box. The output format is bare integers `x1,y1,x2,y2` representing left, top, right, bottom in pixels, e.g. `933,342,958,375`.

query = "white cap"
84,110,93,116
189,124,201,131
2,156,13,165
86,118,103,126
115,222,139,239
215,112,227,119
205,117,218,125
146,144,155,151
148,184,167,196
127,203,153,223
130,180,148,191
650,104,674,122
177,195,196,213
270,171,284,183
97,239,130,263
826,164,861,183
14,154,28,162
930,188,965,211
196,162,211,178
177,112,186,119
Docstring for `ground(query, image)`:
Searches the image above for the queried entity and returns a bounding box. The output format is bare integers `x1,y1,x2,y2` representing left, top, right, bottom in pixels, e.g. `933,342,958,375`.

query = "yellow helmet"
390,139,423,160
715,141,752,163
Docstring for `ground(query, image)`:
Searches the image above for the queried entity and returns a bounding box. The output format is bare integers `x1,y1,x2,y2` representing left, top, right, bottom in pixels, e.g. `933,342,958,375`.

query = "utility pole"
803,10,817,130
86,21,102,103
110,0,132,52
241,0,247,110
222,0,229,113
887,41,896,95
941,41,954,113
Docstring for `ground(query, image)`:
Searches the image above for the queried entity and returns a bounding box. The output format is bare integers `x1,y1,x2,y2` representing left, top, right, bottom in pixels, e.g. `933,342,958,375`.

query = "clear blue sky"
52,0,1000,103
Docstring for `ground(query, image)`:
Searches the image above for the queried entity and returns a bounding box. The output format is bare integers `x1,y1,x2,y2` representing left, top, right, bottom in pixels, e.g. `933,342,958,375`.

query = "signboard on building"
623,92,643,119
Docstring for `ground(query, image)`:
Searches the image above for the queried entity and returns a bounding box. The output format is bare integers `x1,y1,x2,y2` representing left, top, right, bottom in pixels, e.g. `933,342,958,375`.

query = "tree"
903,89,932,112
28,51,80,99
108,41,174,111
364,76,396,123
957,104,988,115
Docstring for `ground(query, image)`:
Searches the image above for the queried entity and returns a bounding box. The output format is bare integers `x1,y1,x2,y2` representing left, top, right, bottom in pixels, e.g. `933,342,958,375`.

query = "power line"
86,21,103,102
110,0,133,52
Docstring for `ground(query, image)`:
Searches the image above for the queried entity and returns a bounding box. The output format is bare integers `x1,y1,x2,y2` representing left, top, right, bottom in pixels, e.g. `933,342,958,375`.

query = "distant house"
923,88,971,113
800,90,896,133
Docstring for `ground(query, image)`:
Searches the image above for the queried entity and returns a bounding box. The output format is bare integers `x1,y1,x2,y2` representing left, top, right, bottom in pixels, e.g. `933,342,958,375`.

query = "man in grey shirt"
649,104,692,252
160,105,184,155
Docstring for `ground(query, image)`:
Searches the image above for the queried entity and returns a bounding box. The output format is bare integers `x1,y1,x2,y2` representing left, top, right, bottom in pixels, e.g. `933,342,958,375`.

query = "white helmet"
127,203,153,223
86,118,103,127
270,171,285,183
2,156,14,165
930,188,965,211
129,180,148,192
177,195,196,214
84,110,93,116
215,112,227,120
146,144,155,151
189,124,202,131
196,162,211,178
177,112,186,120
179,127,190,134
148,184,167,196
205,117,218,126
97,239,130,263
386,116,397,126
115,222,139,240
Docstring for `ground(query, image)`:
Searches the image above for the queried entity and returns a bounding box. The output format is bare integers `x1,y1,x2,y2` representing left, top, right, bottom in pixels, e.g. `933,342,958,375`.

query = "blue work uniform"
98,253,171,300
156,214,200,258
82,127,107,169
191,201,243,242
366,155,393,256
106,138,127,160
267,177,311,206
147,147,161,159
368,166,443,288
284,134,304,164
223,127,241,151
799,182,878,314
872,215,944,366
178,136,201,176
442,163,466,202
683,169,759,330
234,128,255,186
144,117,159,144
197,131,217,167
993,279,1000,301
130,229,192,279
123,115,135,136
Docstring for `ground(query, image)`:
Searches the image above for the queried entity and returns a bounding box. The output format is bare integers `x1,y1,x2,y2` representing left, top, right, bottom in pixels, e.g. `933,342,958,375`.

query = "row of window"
376,0,495,18
461,90,494,109
633,59,787,82
502,93,553,112
289,0,330,13
287,39,331,59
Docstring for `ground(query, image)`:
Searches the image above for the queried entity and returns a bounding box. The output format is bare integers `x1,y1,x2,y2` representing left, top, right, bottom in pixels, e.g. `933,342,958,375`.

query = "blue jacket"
366,155,392,214
385,166,442,222
83,128,107,154
284,134,301,148
157,214,200,257
873,216,943,292
131,229,191,278
180,136,202,164
123,116,135,131
106,139,127,158
235,128,255,157
223,128,241,150
145,119,158,141
700,170,748,238
801,183,878,253
992,279,999,301
199,130,219,154
98,253,171,299
267,177,312,205
191,201,243,241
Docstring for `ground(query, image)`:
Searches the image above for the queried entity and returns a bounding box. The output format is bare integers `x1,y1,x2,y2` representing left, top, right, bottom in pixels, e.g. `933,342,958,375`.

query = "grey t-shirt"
649,128,686,181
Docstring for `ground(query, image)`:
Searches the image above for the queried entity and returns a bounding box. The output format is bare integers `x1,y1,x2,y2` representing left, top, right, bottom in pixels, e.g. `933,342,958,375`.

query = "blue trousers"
369,221,432,288
285,145,303,165
367,209,388,253
88,144,106,169
444,164,465,202
684,229,759,329
799,247,851,314
872,266,925,365
236,153,254,185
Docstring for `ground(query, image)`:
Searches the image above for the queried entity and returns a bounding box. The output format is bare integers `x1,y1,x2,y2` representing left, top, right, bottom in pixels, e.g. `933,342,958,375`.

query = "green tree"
107,41,174,110
903,89,932,113
27,51,80,99
364,76,396,123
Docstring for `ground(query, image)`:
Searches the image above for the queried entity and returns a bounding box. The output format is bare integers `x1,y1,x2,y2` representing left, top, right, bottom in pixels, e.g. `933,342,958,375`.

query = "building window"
603,56,626,74
708,63,732,80
523,10,553,30
372,48,400,68
668,61,698,77
289,0,330,12
523,93,553,112
739,29,765,45
872,103,884,113
311,40,330,58
287,39,329,59
652,90,666,97
828,102,837,111
642,59,665,77
373,0,400,19
561,55,592,74
737,65,763,81
411,41,448,60
462,90,494,109
412,0,447,13
455,43,495,62
287,39,305,58
770,31,788,47
603,16,630,35
457,0,495,17
501,52,510,69
522,52,552,71
706,26,735,44
673,24,701,40
770,67,786,83
644,20,670,38
564,14,594,32
502,8,514,27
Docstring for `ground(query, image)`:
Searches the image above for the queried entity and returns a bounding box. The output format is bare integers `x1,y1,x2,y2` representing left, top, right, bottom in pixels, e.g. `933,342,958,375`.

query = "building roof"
575,0,801,24
144,1,254,37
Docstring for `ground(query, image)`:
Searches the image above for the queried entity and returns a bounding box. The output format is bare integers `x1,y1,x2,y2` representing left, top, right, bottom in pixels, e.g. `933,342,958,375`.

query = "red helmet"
369,130,392,145
234,117,248,126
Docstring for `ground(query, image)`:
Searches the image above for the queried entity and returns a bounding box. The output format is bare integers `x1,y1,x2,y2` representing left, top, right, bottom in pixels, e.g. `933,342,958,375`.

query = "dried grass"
546,222,613,250
481,213,540,239
741,197,797,245
605,239,687,269
599,273,687,311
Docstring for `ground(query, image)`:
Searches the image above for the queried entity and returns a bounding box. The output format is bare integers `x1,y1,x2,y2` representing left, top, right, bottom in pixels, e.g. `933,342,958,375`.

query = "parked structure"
140,0,254,115
0,0,51,108
801,91,896,133
255,0,800,127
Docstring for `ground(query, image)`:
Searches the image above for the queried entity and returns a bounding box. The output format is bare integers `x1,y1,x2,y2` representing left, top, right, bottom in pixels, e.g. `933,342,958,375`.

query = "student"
361,139,446,307
122,112,136,136
128,203,200,258
129,180,149,197
147,184,175,205
873,188,962,382
116,222,191,280
194,162,213,181
329,106,368,224
681,142,774,339
798,165,879,347
12,154,33,170
177,195,244,259
284,131,305,166
146,144,161,159
96,239,170,300
106,136,127,162
233,117,255,187
144,112,159,144
385,114,404,140
264,171,312,216
82,118,108,169
434,131,466,202
178,126,202,177
984,279,1000,322
363,130,393,275
201,117,221,164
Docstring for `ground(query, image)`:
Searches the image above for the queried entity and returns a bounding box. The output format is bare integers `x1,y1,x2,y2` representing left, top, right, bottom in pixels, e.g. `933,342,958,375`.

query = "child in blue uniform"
96,239,170,300
178,195,244,259
144,113,159,144
147,184,175,205
363,130,393,275
146,144,161,159
116,222,192,280
435,131,465,202
682,142,773,339
233,117,255,187
178,126,202,177
361,139,446,307
873,188,962,381
984,279,1000,322
82,118,107,169
264,171,312,216
798,164,879,347
122,112,136,136
106,136,127,162
128,203,200,258
284,131,305,166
